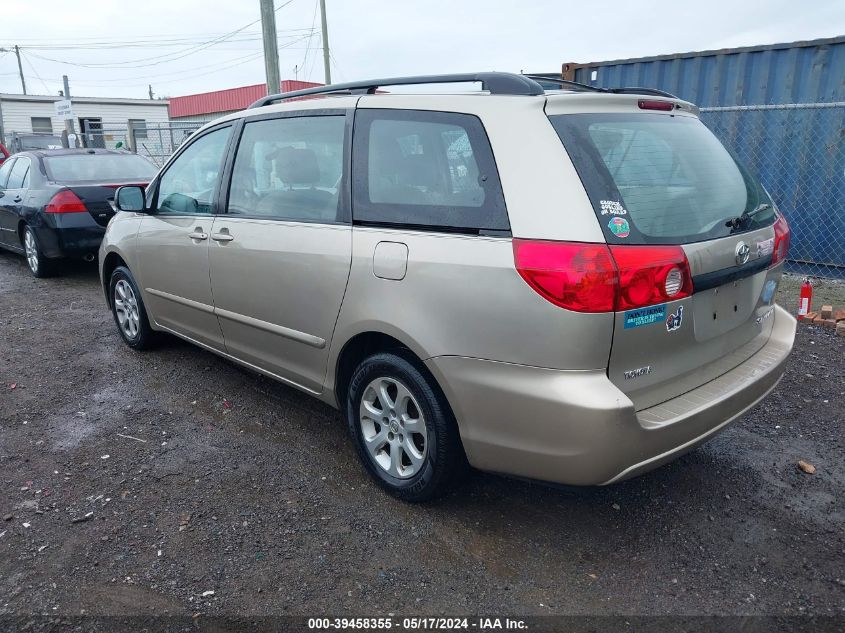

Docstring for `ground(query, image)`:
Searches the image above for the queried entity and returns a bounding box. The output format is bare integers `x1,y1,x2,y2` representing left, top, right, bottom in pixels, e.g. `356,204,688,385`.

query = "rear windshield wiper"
725,203,771,230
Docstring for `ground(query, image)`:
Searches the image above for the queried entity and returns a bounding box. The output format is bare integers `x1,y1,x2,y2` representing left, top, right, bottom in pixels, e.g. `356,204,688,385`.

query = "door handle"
13,196,22,203
188,231,208,241
211,233,234,242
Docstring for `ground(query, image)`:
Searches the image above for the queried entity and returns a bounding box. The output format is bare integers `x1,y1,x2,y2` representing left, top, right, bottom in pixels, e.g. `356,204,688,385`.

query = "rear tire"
22,226,57,278
346,351,466,502
109,266,155,350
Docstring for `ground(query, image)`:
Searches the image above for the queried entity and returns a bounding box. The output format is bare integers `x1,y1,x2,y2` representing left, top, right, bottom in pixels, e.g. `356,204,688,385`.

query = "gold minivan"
100,73,796,501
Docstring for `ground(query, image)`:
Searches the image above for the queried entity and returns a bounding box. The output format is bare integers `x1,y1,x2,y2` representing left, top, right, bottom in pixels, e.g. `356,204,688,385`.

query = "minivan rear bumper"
426,304,796,486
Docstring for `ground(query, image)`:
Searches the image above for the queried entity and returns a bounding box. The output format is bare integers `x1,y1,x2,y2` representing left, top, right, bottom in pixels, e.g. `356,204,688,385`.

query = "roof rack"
522,74,606,93
248,72,545,108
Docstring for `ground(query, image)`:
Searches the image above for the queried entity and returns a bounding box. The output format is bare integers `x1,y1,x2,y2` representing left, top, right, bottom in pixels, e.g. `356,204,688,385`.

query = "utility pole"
62,75,75,134
0,46,27,94
259,0,281,96
14,46,26,95
0,44,26,94
148,84,154,100
319,0,331,85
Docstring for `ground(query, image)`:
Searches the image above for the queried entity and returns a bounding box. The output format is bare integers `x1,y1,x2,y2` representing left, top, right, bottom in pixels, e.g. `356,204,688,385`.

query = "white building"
0,93,170,150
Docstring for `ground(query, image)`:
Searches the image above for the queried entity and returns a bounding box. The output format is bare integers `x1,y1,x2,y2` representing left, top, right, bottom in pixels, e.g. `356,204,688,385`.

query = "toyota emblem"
735,241,751,265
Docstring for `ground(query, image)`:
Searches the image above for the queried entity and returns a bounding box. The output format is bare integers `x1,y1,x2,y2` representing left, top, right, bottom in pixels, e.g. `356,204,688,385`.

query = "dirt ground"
0,251,843,620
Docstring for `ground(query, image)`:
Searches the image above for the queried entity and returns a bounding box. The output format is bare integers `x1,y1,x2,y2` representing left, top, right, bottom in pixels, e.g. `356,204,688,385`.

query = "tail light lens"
45,189,87,213
610,244,693,310
513,240,692,313
513,240,617,312
772,214,790,266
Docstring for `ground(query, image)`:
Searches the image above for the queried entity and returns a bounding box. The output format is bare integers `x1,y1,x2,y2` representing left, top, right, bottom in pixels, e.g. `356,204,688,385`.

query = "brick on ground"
824,318,838,329
821,305,833,319
837,321,845,337
804,311,819,322
813,315,825,325
834,309,845,322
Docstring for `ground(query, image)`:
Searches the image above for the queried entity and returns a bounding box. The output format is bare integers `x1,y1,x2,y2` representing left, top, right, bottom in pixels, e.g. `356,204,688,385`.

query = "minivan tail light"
513,240,617,312
513,240,692,313
609,244,693,310
772,214,790,266
45,189,87,213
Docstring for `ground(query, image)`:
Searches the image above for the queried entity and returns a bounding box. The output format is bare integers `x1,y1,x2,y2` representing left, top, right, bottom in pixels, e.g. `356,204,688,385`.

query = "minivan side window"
227,115,345,222
352,109,509,233
155,126,231,215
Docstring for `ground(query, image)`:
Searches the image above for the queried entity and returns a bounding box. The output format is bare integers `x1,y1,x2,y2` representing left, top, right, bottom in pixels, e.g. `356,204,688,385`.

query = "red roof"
169,80,323,118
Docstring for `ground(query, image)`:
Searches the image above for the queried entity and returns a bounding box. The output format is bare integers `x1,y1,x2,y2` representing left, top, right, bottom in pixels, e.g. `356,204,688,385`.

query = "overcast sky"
1,0,843,99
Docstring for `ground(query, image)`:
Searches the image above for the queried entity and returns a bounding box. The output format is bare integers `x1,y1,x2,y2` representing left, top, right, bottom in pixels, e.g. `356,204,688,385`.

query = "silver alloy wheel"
359,376,428,479
114,279,141,340
24,230,38,274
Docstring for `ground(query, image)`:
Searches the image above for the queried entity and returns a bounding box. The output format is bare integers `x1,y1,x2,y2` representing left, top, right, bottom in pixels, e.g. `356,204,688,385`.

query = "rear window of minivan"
550,113,775,244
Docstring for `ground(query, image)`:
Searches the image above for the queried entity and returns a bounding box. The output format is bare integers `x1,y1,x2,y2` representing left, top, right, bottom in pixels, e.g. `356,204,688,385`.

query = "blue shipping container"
563,37,845,274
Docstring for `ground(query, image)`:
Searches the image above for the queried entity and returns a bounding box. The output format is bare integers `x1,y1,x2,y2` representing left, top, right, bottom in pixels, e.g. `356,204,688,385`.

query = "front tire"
347,351,465,502
22,226,56,278
109,266,154,350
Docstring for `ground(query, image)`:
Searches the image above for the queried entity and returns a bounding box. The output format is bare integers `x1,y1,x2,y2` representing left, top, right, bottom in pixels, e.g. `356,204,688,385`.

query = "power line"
6,28,315,44
20,0,298,69
15,32,315,51
300,0,320,81
65,51,271,84
18,50,50,93
64,33,312,88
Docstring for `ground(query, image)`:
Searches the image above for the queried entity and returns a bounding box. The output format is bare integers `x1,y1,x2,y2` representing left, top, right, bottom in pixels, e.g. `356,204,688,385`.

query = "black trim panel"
692,257,771,293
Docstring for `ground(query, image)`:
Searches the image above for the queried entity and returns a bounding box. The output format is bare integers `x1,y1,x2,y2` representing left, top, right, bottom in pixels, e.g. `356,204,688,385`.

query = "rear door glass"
550,113,775,244
227,114,345,223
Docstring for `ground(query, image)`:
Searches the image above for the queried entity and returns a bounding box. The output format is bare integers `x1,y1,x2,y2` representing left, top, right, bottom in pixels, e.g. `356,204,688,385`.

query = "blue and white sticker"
624,304,667,329
762,279,777,305
666,305,684,332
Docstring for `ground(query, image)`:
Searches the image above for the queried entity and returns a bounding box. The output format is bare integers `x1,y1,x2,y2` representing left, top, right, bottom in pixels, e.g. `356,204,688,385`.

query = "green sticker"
608,217,630,238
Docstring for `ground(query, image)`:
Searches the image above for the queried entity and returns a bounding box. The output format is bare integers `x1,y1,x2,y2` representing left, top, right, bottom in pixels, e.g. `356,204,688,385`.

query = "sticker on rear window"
624,304,666,329
608,217,630,238
600,200,627,216
666,305,684,332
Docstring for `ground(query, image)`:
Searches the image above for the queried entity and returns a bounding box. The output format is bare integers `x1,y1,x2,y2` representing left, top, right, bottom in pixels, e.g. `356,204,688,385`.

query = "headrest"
395,153,438,187
270,146,320,185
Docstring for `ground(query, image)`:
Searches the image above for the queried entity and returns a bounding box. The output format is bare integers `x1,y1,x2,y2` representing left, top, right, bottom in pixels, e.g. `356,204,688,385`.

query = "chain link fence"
81,120,203,166
700,102,845,279
131,121,203,166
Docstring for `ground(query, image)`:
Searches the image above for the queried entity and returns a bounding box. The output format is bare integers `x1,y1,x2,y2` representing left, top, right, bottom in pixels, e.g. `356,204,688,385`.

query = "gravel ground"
0,251,843,619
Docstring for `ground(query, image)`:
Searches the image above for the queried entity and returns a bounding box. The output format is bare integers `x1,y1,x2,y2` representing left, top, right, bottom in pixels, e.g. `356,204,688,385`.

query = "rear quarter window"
550,113,775,245
352,109,509,234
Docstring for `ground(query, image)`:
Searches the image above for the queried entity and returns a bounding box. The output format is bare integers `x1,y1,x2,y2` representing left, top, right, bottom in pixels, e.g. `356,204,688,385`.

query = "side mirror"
115,185,146,212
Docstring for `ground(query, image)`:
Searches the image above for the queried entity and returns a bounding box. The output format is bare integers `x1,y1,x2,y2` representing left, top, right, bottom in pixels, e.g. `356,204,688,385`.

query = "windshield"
550,113,775,244
44,154,157,183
